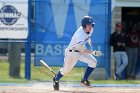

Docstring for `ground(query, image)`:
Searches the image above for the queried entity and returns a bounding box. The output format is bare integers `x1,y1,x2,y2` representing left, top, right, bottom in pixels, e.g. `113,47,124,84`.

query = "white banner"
0,0,28,39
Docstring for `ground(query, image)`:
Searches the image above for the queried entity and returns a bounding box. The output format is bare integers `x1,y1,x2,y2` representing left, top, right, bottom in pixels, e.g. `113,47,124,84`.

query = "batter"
53,16,102,90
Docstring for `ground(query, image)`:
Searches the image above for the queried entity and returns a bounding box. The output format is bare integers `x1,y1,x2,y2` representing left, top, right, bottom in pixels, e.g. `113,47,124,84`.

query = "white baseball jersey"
60,26,97,75
68,26,93,50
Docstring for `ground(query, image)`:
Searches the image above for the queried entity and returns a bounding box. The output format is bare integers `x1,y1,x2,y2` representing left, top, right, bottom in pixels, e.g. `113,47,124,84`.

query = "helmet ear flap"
83,25,86,28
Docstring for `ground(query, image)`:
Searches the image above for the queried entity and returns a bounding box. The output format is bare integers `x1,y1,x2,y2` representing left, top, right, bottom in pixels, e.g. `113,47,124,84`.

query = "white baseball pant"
60,48,97,75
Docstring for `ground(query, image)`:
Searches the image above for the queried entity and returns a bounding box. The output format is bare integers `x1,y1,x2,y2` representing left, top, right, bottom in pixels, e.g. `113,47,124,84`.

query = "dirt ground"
0,82,140,93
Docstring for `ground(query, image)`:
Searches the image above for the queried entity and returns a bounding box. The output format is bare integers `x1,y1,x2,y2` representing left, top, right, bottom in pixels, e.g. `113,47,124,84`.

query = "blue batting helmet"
81,16,95,28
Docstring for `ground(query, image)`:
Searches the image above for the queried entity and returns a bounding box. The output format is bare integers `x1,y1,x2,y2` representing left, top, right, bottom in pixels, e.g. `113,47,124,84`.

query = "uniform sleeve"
76,32,85,44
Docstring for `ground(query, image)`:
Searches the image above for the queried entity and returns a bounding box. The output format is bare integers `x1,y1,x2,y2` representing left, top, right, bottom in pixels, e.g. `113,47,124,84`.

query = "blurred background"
0,0,140,82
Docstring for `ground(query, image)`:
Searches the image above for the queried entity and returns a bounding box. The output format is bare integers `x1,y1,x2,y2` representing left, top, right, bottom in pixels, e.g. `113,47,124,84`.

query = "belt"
69,50,80,52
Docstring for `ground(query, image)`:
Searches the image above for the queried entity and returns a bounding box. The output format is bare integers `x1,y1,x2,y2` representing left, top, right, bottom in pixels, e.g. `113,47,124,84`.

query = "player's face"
85,24,93,32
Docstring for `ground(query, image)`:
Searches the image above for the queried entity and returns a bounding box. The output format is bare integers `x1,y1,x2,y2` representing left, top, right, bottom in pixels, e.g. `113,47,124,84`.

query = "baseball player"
53,16,102,90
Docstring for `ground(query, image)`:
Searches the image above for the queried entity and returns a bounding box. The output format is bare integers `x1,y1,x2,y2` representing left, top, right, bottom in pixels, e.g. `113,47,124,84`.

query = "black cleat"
80,79,92,87
53,77,59,90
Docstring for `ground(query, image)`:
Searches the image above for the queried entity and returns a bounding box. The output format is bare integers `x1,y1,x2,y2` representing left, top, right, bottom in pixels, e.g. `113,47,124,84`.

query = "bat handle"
51,71,57,76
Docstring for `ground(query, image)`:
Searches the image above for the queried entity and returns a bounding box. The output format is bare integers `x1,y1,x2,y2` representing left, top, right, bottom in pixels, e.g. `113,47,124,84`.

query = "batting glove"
91,50,102,56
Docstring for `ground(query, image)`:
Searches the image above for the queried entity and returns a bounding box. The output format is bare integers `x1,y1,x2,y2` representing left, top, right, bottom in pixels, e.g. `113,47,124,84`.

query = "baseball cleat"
80,79,92,88
53,77,59,90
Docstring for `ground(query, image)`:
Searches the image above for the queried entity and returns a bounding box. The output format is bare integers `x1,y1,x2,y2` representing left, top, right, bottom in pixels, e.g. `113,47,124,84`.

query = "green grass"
0,59,85,82
0,59,140,84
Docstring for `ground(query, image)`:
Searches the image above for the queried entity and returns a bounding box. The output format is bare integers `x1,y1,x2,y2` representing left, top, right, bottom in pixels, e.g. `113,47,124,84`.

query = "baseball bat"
40,60,67,86
40,60,56,76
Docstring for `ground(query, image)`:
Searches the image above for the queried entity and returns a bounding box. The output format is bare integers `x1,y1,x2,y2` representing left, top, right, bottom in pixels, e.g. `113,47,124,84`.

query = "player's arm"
88,38,92,47
83,49,92,54
76,42,102,56
83,48,102,56
76,32,102,56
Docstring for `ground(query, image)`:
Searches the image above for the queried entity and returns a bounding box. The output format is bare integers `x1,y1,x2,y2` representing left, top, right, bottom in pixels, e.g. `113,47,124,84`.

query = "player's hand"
91,50,102,56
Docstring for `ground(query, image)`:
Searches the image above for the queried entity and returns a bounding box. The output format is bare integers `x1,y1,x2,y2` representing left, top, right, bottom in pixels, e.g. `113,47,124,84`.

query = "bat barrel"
40,60,56,76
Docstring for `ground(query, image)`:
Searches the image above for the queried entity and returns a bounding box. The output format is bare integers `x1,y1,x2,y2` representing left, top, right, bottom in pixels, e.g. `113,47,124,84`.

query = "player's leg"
54,51,80,80
53,49,80,90
79,54,97,87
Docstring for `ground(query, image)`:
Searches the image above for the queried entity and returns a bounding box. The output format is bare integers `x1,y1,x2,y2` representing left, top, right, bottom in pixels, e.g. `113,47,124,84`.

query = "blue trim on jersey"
84,36,90,42
77,41,84,44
